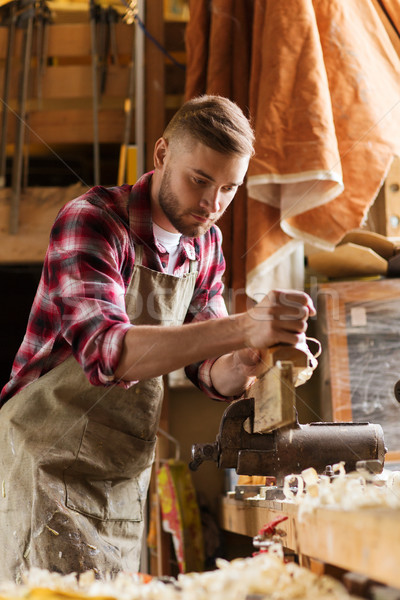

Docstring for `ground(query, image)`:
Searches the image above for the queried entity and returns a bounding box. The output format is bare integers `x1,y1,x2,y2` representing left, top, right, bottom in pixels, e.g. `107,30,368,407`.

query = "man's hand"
232,347,261,377
241,289,316,350
209,289,316,397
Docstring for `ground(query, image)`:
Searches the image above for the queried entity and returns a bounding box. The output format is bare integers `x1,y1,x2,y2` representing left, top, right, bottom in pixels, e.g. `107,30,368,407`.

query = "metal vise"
189,398,386,485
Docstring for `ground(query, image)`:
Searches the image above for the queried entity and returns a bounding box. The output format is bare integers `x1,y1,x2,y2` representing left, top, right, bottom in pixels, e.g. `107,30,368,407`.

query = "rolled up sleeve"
48,197,137,387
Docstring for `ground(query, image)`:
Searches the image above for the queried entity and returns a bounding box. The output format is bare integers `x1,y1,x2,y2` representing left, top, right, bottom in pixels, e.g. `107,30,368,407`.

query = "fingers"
271,290,315,339
246,289,315,349
253,290,314,326
269,327,306,347
270,289,316,320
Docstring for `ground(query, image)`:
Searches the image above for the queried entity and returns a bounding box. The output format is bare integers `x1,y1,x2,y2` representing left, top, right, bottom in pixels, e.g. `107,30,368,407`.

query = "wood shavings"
283,473,304,499
283,465,400,520
45,525,60,536
0,553,353,600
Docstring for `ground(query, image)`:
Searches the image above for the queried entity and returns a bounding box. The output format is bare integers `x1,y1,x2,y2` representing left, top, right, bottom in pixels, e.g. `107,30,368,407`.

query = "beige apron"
0,246,197,582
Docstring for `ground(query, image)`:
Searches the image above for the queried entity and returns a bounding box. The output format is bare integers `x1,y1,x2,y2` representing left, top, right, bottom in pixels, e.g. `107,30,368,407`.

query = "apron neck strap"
135,244,197,274
135,245,144,266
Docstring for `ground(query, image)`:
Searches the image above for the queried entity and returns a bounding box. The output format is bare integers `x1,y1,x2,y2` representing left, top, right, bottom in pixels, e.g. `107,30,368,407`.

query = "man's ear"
153,137,169,169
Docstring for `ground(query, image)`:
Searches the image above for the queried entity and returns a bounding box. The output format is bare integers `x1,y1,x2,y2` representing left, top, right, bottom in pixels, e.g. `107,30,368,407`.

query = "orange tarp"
185,0,400,301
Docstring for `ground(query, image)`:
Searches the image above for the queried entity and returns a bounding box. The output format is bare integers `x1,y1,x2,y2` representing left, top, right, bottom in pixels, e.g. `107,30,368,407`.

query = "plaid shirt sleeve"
0,189,137,407
184,225,239,402
46,195,135,388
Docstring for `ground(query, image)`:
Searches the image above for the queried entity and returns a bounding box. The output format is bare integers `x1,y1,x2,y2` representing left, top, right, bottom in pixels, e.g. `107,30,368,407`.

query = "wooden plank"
0,23,134,59
2,97,126,111
220,496,298,550
297,506,400,589
0,64,131,100
4,108,134,144
40,65,130,99
220,496,400,589
46,22,134,57
0,184,87,263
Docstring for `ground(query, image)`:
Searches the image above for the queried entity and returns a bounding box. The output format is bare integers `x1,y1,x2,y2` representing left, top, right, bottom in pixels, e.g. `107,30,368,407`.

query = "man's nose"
200,189,221,214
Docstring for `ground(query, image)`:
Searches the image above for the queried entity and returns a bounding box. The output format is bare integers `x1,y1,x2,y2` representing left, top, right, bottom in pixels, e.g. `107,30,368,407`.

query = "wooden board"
220,495,400,589
251,362,296,433
0,184,86,263
0,23,134,59
0,66,132,100
4,108,133,144
221,495,298,549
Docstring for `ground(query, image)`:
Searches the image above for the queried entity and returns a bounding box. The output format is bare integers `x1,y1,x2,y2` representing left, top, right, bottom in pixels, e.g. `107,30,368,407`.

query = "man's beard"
158,169,214,237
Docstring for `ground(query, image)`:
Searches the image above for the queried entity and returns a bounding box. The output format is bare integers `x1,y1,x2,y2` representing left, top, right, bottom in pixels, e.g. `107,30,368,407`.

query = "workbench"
220,494,400,590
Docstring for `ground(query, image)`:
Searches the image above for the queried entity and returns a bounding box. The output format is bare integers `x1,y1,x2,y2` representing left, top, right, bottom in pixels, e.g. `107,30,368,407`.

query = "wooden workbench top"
220,494,400,589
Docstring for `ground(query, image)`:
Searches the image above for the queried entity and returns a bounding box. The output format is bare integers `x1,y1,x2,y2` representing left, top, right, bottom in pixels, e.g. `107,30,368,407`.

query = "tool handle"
254,344,309,379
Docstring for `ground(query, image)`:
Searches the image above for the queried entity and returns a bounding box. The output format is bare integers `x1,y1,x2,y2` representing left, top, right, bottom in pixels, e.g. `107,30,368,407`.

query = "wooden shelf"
220,495,400,589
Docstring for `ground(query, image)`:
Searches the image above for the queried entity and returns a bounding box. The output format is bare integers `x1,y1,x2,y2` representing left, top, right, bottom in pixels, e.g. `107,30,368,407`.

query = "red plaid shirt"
1,172,229,406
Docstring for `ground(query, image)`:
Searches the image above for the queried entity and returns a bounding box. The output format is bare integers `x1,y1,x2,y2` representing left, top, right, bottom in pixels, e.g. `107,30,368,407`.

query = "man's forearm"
115,314,246,382
115,289,316,387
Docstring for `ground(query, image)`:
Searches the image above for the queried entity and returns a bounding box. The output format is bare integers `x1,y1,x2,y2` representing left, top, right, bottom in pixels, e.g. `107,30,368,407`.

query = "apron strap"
135,243,197,274
135,245,144,266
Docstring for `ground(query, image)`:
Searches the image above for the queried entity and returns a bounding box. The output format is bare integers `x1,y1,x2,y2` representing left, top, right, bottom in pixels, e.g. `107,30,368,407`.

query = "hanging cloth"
185,0,400,298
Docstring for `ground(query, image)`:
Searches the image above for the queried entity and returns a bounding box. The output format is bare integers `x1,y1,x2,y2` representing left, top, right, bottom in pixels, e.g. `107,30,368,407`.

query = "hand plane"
189,345,386,485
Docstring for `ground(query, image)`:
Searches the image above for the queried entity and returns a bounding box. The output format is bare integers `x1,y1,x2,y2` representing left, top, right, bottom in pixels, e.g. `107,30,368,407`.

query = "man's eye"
193,177,206,185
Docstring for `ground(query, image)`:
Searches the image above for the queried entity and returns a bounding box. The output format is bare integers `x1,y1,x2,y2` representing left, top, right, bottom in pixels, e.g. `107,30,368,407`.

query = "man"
0,95,315,581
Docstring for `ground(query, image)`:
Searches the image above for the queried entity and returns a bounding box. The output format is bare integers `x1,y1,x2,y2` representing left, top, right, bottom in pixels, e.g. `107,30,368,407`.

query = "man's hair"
163,95,255,157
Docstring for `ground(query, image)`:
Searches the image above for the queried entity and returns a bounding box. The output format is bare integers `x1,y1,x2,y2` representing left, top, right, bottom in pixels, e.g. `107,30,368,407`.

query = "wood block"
249,361,296,433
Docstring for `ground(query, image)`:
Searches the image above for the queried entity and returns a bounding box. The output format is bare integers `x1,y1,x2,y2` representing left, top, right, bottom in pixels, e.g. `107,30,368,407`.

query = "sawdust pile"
0,552,353,600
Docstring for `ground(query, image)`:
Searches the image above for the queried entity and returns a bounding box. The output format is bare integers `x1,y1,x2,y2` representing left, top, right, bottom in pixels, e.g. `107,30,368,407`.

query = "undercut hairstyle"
163,95,255,157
